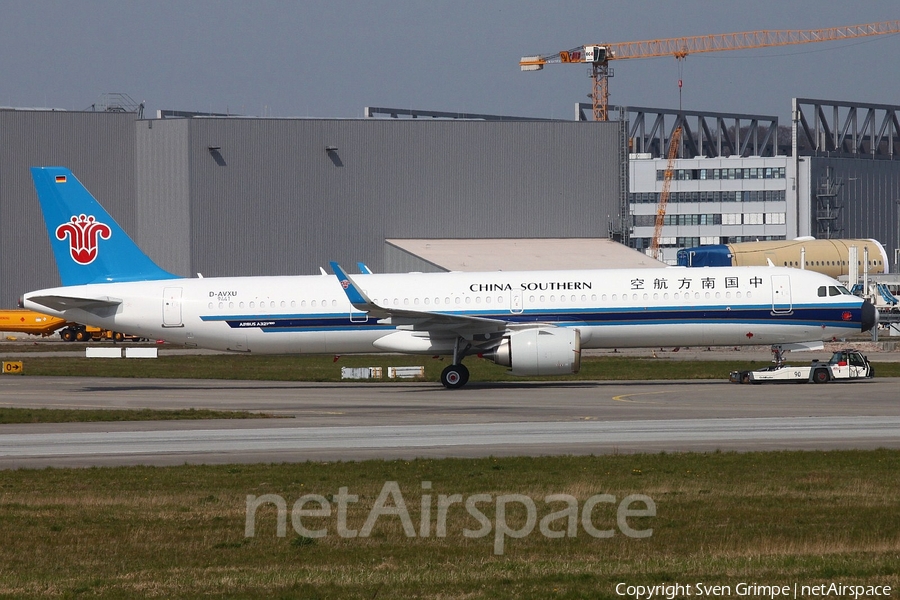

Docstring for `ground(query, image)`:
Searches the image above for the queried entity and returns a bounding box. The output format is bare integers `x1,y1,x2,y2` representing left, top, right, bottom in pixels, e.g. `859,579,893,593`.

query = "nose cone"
861,299,878,332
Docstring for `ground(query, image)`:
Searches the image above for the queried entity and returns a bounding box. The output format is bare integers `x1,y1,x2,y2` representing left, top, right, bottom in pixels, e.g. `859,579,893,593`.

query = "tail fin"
31,167,178,286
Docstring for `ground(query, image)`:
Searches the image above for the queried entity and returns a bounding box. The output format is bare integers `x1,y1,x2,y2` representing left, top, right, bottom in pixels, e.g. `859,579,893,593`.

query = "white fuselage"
24,265,868,355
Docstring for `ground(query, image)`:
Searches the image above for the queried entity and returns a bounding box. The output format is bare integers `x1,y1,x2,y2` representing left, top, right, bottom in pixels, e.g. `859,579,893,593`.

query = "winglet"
330,261,377,311
357,262,374,274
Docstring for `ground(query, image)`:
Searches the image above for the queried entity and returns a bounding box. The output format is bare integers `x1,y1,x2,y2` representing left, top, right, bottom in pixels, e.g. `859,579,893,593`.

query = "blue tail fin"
31,166,178,286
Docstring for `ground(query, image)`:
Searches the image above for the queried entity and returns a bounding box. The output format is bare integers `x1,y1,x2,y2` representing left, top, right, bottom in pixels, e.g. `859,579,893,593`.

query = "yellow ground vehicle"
0,309,141,342
58,324,144,342
0,308,69,337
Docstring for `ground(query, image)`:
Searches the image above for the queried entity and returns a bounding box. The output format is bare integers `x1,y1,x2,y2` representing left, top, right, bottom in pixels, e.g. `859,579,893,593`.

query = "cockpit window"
837,285,852,295
828,286,841,296
817,286,826,297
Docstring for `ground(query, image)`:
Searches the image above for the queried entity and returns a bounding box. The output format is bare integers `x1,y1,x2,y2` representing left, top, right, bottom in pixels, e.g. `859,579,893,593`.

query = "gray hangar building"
0,108,625,307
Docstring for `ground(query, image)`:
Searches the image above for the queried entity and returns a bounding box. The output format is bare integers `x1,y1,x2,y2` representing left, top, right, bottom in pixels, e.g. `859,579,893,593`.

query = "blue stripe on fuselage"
199,303,863,332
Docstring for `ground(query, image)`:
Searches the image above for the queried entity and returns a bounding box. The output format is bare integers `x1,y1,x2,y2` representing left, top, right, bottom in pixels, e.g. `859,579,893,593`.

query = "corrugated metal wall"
0,110,135,306
135,118,191,276
173,118,622,278
1,111,621,305
810,157,900,269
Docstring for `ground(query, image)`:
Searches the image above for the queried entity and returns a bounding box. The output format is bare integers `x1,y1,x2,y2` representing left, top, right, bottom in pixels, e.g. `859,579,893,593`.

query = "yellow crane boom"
650,126,682,261
521,21,900,121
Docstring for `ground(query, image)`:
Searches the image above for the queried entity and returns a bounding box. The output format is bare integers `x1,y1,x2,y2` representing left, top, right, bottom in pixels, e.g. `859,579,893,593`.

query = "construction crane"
650,125,682,261
520,21,900,121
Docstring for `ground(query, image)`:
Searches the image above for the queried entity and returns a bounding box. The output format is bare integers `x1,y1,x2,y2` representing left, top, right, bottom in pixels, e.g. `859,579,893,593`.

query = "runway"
1,376,899,467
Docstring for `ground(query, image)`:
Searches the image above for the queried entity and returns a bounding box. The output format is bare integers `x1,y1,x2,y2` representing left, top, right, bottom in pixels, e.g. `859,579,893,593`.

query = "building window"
744,213,763,225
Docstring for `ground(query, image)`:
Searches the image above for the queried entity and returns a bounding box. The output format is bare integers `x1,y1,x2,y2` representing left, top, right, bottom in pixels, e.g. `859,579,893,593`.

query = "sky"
1,1,898,122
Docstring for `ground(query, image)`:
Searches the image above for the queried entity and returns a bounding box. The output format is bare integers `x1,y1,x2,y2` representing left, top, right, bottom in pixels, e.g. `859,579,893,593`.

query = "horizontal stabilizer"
26,294,122,312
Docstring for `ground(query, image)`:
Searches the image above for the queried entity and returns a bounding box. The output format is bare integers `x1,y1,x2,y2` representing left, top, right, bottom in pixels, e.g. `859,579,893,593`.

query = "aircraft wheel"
812,369,830,384
441,364,469,389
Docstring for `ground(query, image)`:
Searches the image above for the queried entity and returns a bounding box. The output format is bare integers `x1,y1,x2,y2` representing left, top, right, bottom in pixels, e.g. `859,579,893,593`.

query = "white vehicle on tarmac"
731,349,875,384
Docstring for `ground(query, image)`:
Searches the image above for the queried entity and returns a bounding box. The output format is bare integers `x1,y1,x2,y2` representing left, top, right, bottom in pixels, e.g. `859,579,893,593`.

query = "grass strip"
0,407,276,424
9,353,900,382
0,450,898,598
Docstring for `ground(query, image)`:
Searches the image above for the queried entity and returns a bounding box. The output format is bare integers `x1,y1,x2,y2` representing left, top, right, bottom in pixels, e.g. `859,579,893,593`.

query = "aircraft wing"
330,262,513,336
26,294,122,312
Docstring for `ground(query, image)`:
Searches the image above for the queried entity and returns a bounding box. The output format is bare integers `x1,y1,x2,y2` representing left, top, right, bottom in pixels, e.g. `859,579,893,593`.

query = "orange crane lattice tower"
650,126,683,261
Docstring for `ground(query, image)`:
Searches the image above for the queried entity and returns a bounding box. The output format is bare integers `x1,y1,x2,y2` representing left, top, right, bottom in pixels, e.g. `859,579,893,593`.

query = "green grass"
0,407,276,424
9,353,900,382
1,450,899,598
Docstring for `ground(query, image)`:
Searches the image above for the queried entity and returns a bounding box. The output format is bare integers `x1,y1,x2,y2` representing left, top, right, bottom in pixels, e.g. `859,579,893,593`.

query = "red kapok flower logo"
55,214,112,265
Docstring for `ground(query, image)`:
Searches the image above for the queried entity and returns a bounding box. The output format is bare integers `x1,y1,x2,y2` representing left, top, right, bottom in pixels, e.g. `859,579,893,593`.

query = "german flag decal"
55,175,67,183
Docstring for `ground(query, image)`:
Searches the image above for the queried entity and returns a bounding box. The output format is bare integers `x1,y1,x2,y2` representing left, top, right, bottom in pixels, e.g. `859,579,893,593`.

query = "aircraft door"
163,287,184,327
510,290,524,314
771,275,792,314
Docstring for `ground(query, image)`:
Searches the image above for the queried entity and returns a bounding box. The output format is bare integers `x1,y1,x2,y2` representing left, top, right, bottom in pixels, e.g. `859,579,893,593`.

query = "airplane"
23,166,877,388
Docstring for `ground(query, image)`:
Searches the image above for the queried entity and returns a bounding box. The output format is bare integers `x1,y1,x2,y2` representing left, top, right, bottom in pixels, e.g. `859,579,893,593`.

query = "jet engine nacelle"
488,328,581,376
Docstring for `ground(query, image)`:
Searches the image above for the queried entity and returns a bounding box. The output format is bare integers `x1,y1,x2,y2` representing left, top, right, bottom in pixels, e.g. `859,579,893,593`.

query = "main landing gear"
440,337,471,389
440,363,469,389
